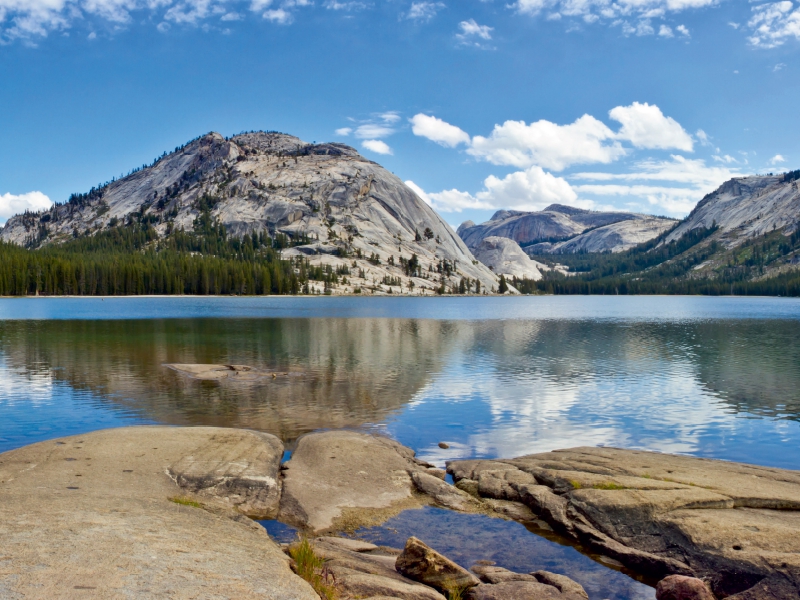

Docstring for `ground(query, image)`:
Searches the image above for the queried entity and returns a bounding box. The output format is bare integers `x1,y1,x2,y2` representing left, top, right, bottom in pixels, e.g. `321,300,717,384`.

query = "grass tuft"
569,480,582,489
169,496,202,508
443,579,470,600
592,482,627,490
288,538,338,600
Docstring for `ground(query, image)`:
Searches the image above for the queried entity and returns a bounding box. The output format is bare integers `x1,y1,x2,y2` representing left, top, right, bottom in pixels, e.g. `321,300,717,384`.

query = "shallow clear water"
3,296,800,599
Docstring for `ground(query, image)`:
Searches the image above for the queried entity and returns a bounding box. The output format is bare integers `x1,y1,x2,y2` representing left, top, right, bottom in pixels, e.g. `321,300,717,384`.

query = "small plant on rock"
288,538,338,600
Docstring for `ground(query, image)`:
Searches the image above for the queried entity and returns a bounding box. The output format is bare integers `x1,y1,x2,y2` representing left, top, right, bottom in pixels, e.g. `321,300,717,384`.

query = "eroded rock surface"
167,427,284,518
448,446,800,599
656,575,716,600
0,426,317,599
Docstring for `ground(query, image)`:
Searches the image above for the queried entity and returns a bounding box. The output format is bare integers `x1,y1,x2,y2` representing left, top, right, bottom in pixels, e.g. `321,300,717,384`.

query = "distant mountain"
1,132,498,295
457,204,675,254
515,170,800,297
471,236,545,281
663,173,800,246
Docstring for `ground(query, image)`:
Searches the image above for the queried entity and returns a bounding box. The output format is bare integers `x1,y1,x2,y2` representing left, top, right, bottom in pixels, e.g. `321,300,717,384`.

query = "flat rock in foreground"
0,426,316,599
448,447,800,599
278,430,427,532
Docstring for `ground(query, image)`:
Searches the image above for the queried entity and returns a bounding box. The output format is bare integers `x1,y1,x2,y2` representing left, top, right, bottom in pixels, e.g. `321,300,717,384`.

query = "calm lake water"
2,296,800,599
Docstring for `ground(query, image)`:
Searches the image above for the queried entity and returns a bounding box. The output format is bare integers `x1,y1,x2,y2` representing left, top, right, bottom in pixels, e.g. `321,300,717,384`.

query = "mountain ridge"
1,131,499,295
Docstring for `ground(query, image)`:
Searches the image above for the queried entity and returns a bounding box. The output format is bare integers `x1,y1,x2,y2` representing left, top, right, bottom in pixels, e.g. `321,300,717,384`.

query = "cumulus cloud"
609,102,694,151
468,114,624,171
770,154,786,164
748,1,800,47
406,167,579,213
456,18,493,46
335,127,353,136
409,114,470,147
362,139,393,154
405,1,444,21
0,191,53,223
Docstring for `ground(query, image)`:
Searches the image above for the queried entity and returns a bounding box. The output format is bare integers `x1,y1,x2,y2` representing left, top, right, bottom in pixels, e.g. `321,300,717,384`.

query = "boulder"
167,428,283,518
278,430,424,532
532,571,589,599
447,446,800,598
0,427,317,599
471,565,537,584
656,576,716,600
411,471,481,512
395,536,480,593
309,538,445,600
466,581,566,600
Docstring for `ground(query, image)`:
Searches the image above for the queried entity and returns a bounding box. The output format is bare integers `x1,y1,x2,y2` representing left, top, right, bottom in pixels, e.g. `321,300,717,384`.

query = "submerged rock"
448,447,800,599
395,536,481,593
532,571,589,599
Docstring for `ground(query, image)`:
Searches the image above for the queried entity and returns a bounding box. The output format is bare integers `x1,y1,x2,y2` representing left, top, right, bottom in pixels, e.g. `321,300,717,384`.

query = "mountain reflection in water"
1,312,799,469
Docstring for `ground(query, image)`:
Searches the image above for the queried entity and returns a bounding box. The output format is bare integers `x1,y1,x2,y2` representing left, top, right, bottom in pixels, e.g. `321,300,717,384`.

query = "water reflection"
1,316,799,468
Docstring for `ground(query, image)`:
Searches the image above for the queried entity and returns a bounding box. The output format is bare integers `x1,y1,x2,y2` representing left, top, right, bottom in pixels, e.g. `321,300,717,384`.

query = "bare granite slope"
471,236,545,280
664,174,800,247
0,131,498,294
458,205,674,255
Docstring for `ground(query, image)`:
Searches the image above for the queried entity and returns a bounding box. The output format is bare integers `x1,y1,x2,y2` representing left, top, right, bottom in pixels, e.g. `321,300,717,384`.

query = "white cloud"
0,0,316,40
476,166,579,211
713,154,737,164
748,1,800,48
457,18,492,40
0,191,53,223
406,167,579,213
406,1,444,21
770,154,786,164
696,129,711,146
262,7,292,23
335,127,353,136
659,24,673,37
362,139,393,154
513,0,714,35
774,62,787,71
676,24,689,36
409,114,470,147
468,114,624,171
355,123,395,138
571,155,739,216
324,0,369,10
609,102,694,151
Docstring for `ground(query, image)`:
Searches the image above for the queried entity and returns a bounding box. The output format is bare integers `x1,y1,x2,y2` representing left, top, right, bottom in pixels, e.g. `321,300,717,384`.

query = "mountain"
525,216,675,254
471,237,545,281
516,171,800,297
457,204,675,254
663,173,800,246
0,132,498,295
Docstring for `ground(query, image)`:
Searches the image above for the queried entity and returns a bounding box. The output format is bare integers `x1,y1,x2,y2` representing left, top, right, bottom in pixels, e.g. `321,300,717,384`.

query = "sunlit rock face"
458,205,675,255
472,237,544,281
0,132,498,294
663,174,800,247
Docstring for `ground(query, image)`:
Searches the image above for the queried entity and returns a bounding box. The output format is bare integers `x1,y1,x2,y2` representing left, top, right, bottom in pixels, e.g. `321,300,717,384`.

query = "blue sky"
1,0,799,228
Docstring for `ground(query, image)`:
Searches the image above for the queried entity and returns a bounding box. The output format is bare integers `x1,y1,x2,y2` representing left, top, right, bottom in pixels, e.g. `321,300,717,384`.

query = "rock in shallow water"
278,430,425,532
395,536,481,593
466,581,567,600
448,447,800,599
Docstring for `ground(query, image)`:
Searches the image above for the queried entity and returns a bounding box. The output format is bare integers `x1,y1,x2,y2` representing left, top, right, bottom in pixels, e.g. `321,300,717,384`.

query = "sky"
1,0,799,229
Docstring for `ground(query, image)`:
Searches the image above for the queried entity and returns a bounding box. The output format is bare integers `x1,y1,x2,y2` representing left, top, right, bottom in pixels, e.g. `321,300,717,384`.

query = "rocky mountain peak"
0,130,499,295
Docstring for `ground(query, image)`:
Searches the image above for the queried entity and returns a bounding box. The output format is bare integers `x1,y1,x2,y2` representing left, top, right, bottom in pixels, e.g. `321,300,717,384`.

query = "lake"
2,295,800,599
